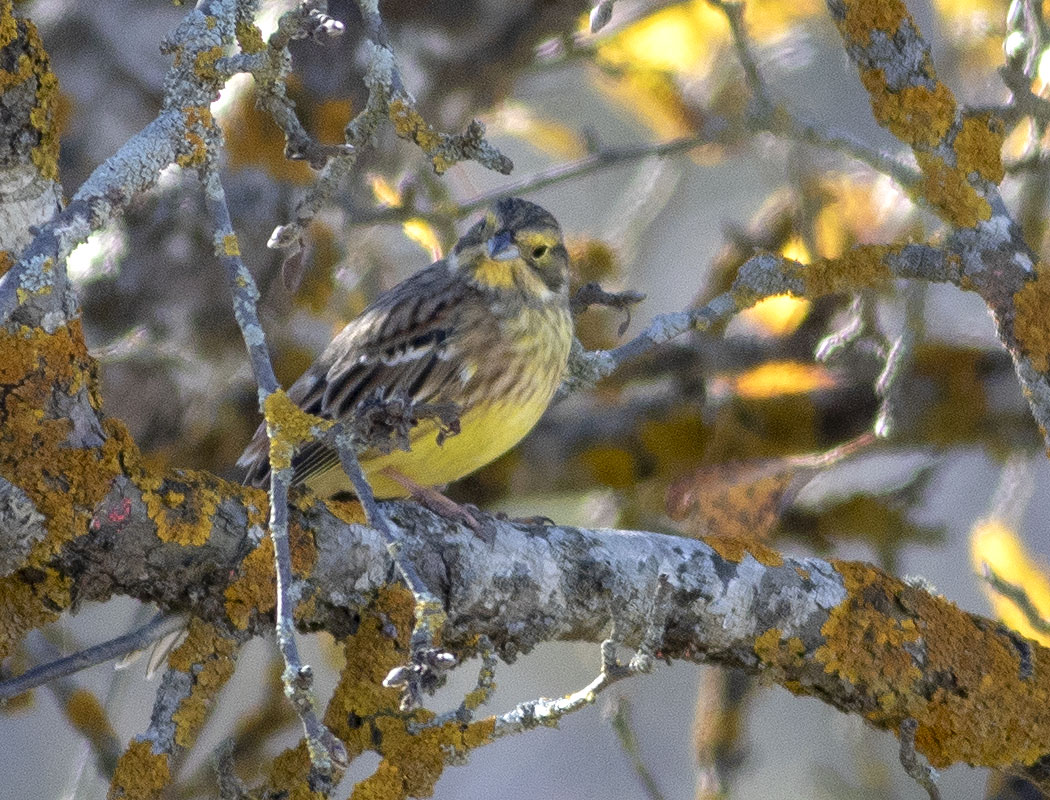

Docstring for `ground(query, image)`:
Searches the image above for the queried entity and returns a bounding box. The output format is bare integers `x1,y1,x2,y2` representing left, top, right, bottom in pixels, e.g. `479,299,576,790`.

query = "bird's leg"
378,467,483,532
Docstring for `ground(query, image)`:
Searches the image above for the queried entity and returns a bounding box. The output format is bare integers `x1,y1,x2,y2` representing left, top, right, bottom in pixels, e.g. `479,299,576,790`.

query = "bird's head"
451,198,570,301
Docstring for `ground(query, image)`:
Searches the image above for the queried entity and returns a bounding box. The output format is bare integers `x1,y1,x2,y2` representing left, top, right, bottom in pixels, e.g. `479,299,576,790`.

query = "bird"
237,197,574,505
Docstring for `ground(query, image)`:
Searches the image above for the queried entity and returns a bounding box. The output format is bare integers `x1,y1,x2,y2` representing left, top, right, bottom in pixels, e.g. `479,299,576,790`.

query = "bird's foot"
379,468,494,542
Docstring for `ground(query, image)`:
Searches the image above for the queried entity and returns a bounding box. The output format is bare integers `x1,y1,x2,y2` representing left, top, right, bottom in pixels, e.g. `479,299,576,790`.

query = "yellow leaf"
402,218,442,261
731,361,835,399
971,519,1050,647
739,294,811,337
370,175,402,208
596,4,719,74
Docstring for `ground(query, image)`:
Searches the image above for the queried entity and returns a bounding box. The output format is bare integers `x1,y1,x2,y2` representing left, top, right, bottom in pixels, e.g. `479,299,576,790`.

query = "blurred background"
4,0,1050,797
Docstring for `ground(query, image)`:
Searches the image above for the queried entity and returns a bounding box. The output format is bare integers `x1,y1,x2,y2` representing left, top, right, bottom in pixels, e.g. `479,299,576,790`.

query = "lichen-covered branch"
17,457,1050,793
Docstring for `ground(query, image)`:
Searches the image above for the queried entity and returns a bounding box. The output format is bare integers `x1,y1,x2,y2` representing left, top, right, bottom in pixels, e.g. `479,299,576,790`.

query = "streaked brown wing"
238,262,476,489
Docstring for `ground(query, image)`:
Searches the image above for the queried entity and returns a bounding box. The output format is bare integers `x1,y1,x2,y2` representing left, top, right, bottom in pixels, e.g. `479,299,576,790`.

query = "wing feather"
238,262,479,489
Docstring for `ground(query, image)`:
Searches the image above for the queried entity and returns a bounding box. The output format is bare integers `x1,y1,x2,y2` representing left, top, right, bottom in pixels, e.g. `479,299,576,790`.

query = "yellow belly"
303,395,551,499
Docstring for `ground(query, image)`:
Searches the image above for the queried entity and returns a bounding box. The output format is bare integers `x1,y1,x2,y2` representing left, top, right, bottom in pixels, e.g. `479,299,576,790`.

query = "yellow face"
452,200,570,301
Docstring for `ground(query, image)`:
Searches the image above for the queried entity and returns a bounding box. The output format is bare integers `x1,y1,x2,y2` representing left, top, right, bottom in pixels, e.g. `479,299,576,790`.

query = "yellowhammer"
238,197,574,499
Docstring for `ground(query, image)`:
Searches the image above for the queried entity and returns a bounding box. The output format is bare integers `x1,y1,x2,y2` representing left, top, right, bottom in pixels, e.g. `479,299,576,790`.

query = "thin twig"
203,164,346,777
981,564,1050,635
331,426,452,711
874,282,923,438
0,613,187,702
898,718,942,800
709,0,921,190
610,697,668,800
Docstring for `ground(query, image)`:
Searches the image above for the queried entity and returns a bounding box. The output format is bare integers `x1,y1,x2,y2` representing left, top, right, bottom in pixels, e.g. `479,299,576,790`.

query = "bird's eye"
532,245,549,259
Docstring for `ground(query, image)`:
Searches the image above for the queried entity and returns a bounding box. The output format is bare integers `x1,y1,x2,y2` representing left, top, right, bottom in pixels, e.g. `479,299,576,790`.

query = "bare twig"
330,426,453,711
898,718,942,800
0,613,187,703
268,0,513,258
709,0,921,190
203,164,346,777
981,564,1050,636
609,697,667,800
874,282,924,438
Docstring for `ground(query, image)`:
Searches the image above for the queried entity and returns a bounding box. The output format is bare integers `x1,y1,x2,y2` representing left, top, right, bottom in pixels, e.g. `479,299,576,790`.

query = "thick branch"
50,477,1050,788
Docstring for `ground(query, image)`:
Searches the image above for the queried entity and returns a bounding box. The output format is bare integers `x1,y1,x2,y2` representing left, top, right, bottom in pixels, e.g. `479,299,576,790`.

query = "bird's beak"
487,231,519,261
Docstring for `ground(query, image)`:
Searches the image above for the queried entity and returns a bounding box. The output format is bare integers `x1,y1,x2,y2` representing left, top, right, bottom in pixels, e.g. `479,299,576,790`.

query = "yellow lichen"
108,739,171,800
859,69,955,148
235,19,265,54
165,619,237,748
815,561,922,717
1012,263,1050,373
0,569,68,661
265,743,326,800
140,470,224,546
803,245,894,297
388,99,450,174
915,151,991,228
754,628,806,682
813,560,1050,770
838,0,908,44
259,586,496,800
0,8,60,181
701,534,784,567
224,523,316,630
0,322,134,657
177,105,212,168
264,389,331,473
955,114,1005,183
222,234,240,257
192,45,224,82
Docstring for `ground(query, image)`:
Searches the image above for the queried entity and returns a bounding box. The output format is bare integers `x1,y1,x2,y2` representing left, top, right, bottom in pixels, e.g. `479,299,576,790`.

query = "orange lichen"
954,114,1005,184
177,105,212,168
288,586,495,800
0,569,69,661
388,99,450,173
701,534,784,567
265,743,326,800
192,45,224,82
859,70,955,148
108,739,171,800
899,579,1050,768
0,6,60,180
838,0,909,44
815,562,922,716
323,496,368,525
1012,264,1050,373
915,150,991,228
223,523,316,630
803,244,894,296
814,560,1050,770
0,322,132,656
166,619,237,748
140,469,225,546
754,628,806,681
225,534,276,629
